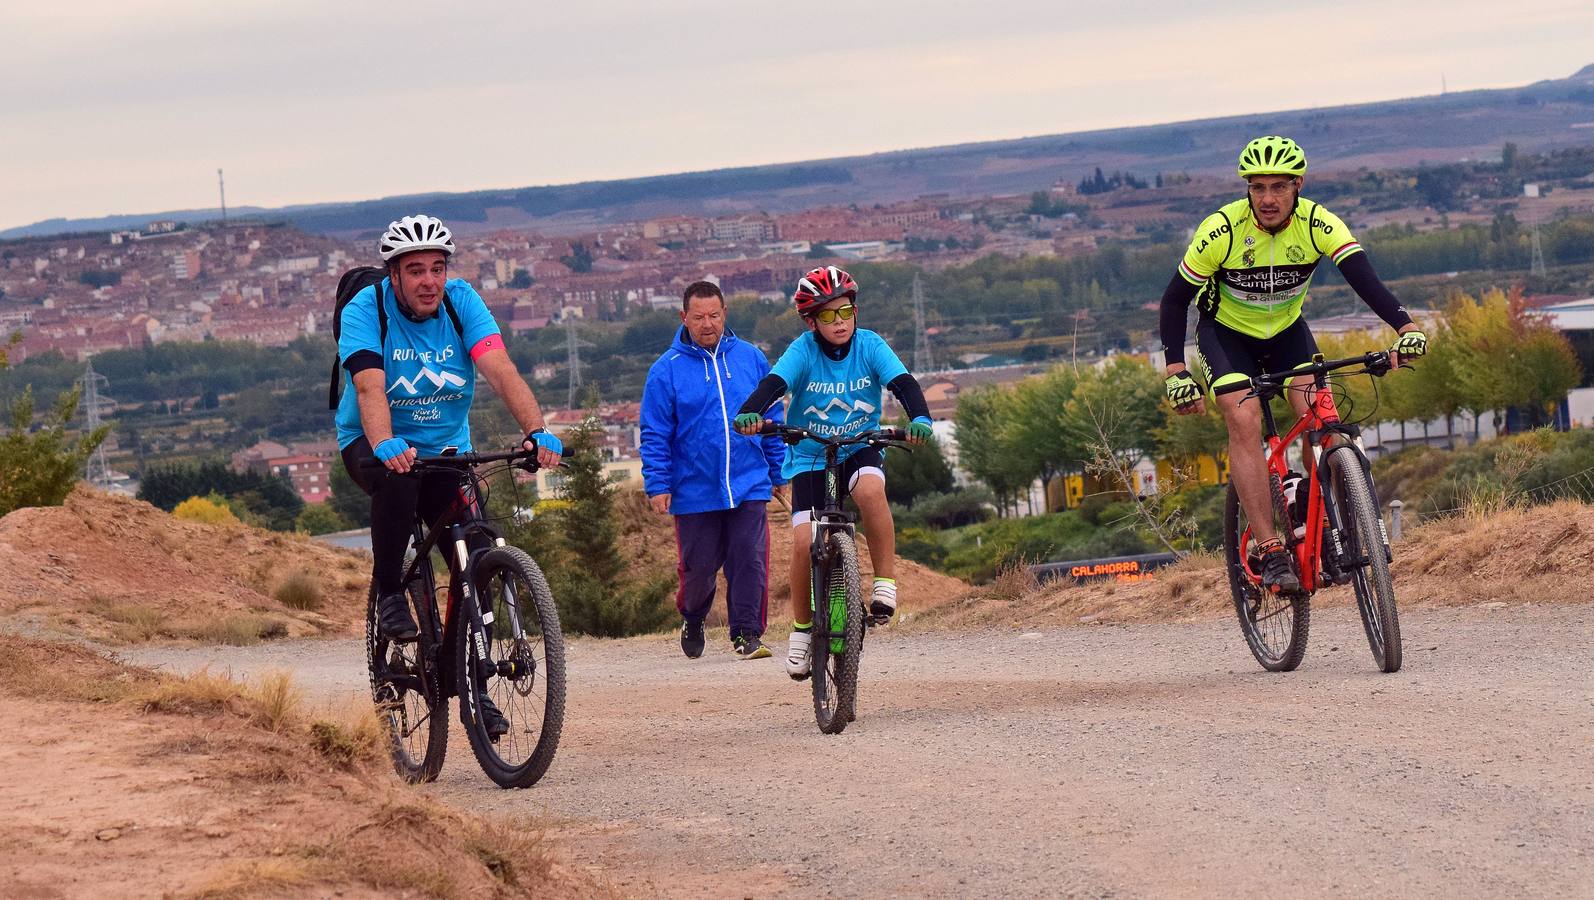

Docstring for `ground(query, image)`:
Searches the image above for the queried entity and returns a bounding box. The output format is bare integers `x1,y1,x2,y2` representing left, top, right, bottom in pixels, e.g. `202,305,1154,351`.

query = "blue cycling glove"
907,416,934,441
525,429,563,455
374,437,410,462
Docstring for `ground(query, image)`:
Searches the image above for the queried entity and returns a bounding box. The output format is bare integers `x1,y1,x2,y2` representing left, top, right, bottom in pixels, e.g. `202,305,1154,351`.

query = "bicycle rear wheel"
1327,447,1402,672
455,546,567,789
1223,480,1310,672
366,572,448,783
812,531,863,734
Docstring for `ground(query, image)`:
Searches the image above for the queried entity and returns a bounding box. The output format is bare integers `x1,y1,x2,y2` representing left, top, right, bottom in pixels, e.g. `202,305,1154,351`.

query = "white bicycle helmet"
378,214,456,262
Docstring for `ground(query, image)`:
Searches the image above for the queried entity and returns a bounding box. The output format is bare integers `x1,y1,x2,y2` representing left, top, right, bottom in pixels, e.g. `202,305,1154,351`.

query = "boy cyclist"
732,265,933,679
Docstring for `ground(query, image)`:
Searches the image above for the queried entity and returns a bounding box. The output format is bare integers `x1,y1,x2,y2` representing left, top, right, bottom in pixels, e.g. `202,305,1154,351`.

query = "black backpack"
327,266,464,410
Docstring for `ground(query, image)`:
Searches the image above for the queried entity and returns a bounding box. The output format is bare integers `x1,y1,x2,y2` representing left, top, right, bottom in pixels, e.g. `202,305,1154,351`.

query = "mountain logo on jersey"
388,367,467,396
803,396,876,421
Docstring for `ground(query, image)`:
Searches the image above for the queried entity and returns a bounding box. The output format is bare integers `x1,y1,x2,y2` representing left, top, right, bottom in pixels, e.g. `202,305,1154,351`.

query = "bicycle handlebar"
359,446,575,470
1212,351,1394,397
755,420,910,449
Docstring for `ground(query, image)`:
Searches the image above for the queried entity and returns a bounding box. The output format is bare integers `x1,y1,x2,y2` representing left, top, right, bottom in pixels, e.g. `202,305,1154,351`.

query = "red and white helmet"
792,265,858,315
379,214,456,262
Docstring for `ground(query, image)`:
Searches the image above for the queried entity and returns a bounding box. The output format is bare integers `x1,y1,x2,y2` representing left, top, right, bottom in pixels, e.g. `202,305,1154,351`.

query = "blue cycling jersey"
769,329,908,481
334,277,502,456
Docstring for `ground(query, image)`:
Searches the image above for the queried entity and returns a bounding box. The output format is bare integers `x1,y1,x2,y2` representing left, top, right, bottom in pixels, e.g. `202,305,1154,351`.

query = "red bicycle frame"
1239,372,1349,594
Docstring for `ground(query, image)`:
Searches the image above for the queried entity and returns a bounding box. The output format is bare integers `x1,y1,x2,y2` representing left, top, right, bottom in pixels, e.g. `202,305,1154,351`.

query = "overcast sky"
4,0,1592,230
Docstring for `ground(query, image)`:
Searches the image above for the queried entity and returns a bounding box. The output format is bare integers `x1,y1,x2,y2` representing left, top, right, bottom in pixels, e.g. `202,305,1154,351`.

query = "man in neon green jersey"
1159,136,1429,596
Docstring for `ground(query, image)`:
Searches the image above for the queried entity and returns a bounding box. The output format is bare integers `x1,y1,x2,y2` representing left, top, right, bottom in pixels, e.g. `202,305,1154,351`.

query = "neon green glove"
1165,371,1201,409
1392,330,1428,359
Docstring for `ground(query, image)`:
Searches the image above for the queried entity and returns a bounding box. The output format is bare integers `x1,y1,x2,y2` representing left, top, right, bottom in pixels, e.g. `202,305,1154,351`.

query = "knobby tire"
456,547,567,788
1327,448,1402,672
1224,481,1310,672
366,574,448,784
813,531,864,734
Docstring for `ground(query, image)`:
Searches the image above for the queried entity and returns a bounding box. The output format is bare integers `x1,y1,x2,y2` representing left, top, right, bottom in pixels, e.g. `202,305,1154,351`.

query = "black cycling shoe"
376,590,419,642
1259,542,1302,596
680,618,705,659
478,691,511,741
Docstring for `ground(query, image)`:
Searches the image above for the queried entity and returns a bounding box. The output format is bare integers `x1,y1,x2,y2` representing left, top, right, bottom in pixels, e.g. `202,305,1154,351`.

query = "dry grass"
307,699,386,768
985,559,1041,605
88,593,170,642
272,570,324,611
253,670,302,734
0,634,155,703
184,858,313,899
3,631,612,899
462,816,557,889
137,667,251,717
171,615,289,646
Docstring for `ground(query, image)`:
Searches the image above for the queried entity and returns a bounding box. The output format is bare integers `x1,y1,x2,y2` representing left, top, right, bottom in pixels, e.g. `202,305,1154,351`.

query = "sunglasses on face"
812,304,857,325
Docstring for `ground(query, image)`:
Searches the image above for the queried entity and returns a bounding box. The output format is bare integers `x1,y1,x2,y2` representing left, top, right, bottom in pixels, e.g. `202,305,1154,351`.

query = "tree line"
953,289,1581,520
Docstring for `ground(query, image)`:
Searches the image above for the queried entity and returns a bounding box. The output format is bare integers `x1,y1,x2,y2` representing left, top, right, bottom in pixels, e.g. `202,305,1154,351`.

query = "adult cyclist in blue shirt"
335,215,563,737
732,265,933,679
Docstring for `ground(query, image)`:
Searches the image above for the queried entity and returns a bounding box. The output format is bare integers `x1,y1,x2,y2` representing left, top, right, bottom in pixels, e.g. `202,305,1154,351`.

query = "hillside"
9,65,1593,240
0,487,369,645
917,501,1594,630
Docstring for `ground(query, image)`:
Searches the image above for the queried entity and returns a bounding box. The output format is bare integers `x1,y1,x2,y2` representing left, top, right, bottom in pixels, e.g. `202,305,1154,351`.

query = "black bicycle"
759,422,910,734
361,448,567,788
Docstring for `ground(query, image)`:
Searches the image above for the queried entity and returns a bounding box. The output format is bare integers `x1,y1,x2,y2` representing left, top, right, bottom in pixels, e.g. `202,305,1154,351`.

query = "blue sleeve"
769,336,810,389
639,361,676,497
867,331,909,384
754,349,787,484
451,280,501,347
338,286,382,364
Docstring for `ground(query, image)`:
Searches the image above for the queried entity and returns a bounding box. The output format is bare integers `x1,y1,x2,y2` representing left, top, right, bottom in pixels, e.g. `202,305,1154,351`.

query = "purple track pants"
673,500,770,640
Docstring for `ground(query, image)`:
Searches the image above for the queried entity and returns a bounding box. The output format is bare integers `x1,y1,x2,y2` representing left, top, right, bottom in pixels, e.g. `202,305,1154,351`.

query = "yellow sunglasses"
812,304,857,325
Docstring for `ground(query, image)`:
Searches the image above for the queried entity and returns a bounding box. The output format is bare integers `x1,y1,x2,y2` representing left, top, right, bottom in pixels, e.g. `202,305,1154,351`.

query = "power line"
79,357,112,489
563,312,594,408
911,272,936,373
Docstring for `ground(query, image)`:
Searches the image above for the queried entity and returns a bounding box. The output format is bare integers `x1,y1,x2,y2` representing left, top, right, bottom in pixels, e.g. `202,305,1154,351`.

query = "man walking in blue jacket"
641,281,788,660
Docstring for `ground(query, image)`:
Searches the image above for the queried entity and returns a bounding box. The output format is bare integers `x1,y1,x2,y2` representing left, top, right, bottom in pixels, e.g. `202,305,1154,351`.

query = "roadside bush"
273,570,324,611
295,502,348,535
914,487,995,529
173,493,239,525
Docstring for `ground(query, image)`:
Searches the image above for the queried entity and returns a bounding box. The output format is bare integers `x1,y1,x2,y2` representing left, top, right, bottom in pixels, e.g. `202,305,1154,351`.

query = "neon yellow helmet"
1237,136,1307,178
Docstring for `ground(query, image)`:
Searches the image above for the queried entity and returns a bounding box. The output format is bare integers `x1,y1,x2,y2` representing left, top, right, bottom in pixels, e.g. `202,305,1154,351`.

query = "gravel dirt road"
124,603,1594,898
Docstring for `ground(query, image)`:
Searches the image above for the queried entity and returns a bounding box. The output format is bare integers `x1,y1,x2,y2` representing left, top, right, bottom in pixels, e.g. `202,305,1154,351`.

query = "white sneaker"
786,629,812,681
869,578,898,620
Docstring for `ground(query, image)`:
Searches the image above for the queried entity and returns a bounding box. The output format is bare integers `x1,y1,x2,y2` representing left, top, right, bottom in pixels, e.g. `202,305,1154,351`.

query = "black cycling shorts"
1195,314,1319,394
789,446,884,526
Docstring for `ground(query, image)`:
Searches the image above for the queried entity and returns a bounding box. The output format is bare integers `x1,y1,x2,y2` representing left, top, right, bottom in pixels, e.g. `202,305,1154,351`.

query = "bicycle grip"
1213,379,1253,396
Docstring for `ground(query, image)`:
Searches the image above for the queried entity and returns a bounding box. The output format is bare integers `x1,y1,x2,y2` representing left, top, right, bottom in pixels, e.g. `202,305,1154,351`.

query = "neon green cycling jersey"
1178,196,1363,339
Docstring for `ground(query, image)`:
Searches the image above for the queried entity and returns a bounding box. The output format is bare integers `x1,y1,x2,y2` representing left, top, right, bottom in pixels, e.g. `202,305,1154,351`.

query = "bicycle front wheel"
455,547,567,789
1223,480,1310,672
366,574,448,784
1327,447,1402,672
812,531,864,734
